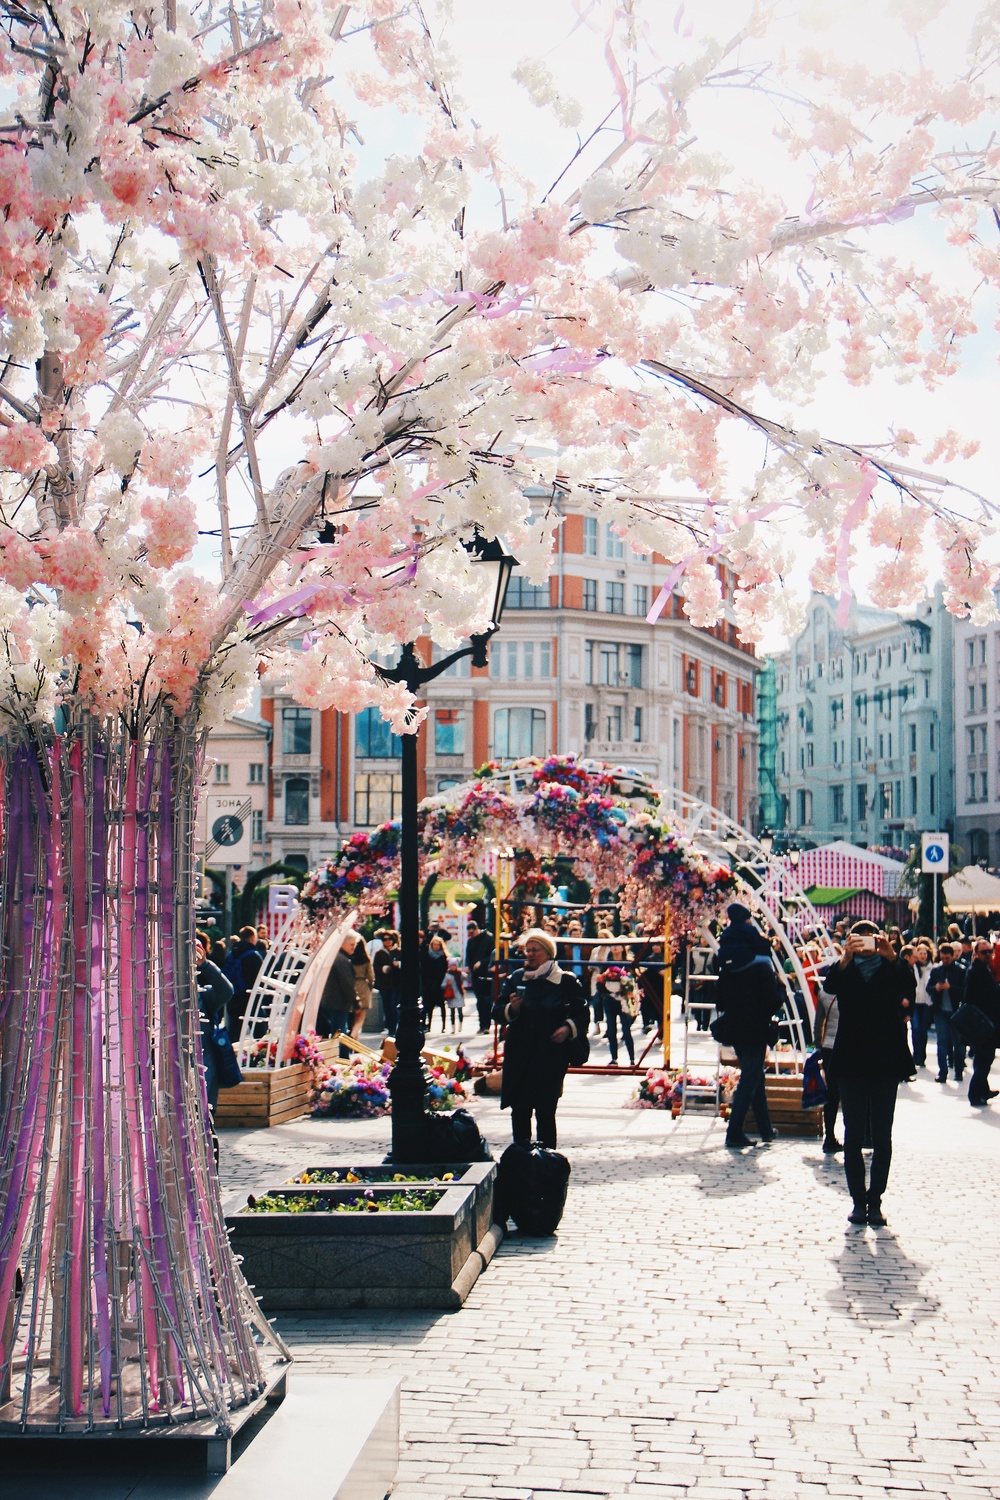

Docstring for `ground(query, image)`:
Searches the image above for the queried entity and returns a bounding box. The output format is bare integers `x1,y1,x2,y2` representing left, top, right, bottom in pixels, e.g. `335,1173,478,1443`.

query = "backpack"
401,1107,492,1165
494,1143,570,1236
222,946,248,996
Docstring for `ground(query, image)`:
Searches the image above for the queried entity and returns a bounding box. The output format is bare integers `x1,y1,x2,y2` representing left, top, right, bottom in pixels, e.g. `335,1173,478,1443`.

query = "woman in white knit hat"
493,929,590,1148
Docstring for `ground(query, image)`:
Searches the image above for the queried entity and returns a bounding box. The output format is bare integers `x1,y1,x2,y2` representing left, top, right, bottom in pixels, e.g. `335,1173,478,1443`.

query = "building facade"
766,590,955,850
193,701,272,879
205,502,761,874
953,608,1000,866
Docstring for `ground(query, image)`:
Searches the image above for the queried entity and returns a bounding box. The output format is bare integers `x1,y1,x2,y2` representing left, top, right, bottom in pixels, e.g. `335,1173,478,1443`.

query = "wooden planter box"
226,1163,501,1311
748,1074,823,1138
215,1038,342,1128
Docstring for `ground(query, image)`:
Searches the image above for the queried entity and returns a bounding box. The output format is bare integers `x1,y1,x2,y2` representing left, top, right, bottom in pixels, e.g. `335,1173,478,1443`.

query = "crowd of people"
717,905,999,1229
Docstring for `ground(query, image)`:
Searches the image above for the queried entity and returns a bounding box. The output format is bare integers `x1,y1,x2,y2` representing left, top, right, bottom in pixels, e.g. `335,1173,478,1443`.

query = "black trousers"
839,1077,898,1207
969,1044,997,1103
820,1047,841,1142
474,982,493,1030
511,1102,558,1148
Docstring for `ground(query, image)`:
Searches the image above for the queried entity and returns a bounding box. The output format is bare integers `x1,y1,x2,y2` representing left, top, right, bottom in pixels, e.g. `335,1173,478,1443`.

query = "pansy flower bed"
245,1188,444,1213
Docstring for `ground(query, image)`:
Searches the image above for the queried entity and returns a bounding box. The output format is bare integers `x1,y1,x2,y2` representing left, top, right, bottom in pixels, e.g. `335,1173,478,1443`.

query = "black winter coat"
965,960,1000,1029
824,957,916,1081
715,957,783,1050
494,965,589,1111
928,961,966,1015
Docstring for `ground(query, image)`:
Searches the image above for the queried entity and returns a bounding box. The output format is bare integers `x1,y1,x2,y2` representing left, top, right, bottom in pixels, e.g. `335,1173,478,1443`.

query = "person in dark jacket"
716,951,784,1148
494,928,589,1148
929,942,967,1083
373,931,401,1036
196,938,234,1114
318,939,358,1054
465,920,496,1032
421,934,450,1033
717,902,773,972
823,921,916,1227
965,940,1000,1106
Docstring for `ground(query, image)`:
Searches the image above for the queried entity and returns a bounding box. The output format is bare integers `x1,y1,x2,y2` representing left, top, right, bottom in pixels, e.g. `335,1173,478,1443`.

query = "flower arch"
302,756,738,946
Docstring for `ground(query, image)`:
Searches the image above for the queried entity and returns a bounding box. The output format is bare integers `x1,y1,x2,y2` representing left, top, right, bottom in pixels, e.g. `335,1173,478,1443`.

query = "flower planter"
747,1074,823,1137
216,1038,342,1128
226,1162,501,1310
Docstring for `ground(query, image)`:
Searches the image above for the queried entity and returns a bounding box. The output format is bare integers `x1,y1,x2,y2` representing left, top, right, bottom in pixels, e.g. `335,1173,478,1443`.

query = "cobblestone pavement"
220,1042,1000,1500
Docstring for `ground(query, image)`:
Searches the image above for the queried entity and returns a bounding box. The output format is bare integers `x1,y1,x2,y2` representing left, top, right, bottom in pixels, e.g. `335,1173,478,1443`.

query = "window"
983,771,989,801
539,641,552,678
583,579,598,611
355,706,401,759
433,709,465,756
606,581,624,614
910,777,917,816
969,685,977,712
599,643,619,685
354,772,402,826
878,734,884,759
929,722,936,751
633,706,643,742
887,732,892,758
796,789,813,825
494,707,547,758
584,703,596,742
930,774,936,814
213,762,229,784
982,726,989,753
969,727,978,756
806,742,814,767
282,706,312,755
833,740,839,766
490,642,500,678
832,785,845,822
857,784,868,821
583,516,598,555
506,640,517,679
982,682,989,711
604,523,624,559
969,639,976,667
523,642,534,679
251,809,264,843
879,782,893,818
284,776,310,825
506,576,549,609
909,724,916,754
982,636,988,664
606,706,623,742
249,762,264,784
634,584,649,617
969,773,978,802
627,644,644,688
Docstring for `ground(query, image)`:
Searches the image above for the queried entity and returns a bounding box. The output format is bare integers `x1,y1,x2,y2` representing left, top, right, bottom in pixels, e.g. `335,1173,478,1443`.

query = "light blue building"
768,590,955,849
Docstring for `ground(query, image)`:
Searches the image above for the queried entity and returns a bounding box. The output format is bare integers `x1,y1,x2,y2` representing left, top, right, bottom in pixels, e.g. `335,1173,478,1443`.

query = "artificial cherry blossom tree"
0,0,998,1433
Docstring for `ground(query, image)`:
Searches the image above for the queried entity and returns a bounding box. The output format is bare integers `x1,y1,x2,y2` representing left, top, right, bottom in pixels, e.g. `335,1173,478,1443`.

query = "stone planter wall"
227,1162,500,1310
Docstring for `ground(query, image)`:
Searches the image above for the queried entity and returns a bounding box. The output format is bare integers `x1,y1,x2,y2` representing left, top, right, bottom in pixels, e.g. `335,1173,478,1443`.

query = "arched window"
284,776,310,825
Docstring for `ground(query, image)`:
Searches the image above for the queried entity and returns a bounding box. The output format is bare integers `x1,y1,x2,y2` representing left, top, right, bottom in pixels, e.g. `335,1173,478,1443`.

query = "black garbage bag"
494,1142,570,1236
387,1107,492,1165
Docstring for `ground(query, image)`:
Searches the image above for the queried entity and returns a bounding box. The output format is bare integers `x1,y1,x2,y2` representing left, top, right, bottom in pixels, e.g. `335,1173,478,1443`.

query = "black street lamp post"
378,535,516,1162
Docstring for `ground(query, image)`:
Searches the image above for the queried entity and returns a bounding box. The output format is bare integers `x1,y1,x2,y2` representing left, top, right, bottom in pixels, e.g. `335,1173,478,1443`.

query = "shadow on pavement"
829,1229,940,1327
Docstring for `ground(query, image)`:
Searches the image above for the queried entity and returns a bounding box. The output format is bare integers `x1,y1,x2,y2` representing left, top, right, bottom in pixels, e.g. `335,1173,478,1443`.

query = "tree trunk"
0,711,274,1430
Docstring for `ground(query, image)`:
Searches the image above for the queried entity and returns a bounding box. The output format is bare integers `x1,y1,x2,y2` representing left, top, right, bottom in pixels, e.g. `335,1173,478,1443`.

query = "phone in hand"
857,935,876,954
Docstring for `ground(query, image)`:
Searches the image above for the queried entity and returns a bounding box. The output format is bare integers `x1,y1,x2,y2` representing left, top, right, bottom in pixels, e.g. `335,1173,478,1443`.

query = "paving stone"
217,1050,1000,1500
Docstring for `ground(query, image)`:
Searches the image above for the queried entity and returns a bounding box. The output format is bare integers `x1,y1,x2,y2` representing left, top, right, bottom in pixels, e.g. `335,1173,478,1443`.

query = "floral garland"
302,754,737,950
625,1067,740,1110
310,1056,467,1118
596,965,641,1018
244,1031,326,1070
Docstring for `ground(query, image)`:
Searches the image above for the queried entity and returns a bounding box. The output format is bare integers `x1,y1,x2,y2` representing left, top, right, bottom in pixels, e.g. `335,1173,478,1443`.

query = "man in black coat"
823,921,915,1227
715,951,784,1148
929,942,967,1083
465,920,495,1033
965,940,1000,1106
495,929,589,1148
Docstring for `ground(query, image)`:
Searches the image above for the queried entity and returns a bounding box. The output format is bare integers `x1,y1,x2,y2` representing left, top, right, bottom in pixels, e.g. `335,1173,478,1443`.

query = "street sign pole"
933,871,937,944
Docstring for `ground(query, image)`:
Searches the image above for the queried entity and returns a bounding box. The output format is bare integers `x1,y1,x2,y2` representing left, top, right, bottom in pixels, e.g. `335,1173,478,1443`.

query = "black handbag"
210,1023,243,1090
710,1011,735,1045
950,1002,995,1048
566,1031,590,1066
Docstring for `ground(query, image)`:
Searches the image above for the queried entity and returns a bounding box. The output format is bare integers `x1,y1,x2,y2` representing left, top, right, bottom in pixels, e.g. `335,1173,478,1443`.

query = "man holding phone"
928,942,967,1083
822,920,916,1227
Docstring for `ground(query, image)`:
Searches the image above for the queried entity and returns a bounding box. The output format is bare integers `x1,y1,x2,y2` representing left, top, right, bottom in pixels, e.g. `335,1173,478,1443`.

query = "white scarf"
522,959,563,984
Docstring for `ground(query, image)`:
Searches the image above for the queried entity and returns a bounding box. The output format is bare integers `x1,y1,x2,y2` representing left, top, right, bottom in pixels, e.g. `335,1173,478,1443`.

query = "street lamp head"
788,845,801,869
464,531,517,664
758,829,774,855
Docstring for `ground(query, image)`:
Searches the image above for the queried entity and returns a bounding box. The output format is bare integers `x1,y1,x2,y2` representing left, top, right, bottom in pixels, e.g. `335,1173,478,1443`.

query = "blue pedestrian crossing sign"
920,833,949,873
